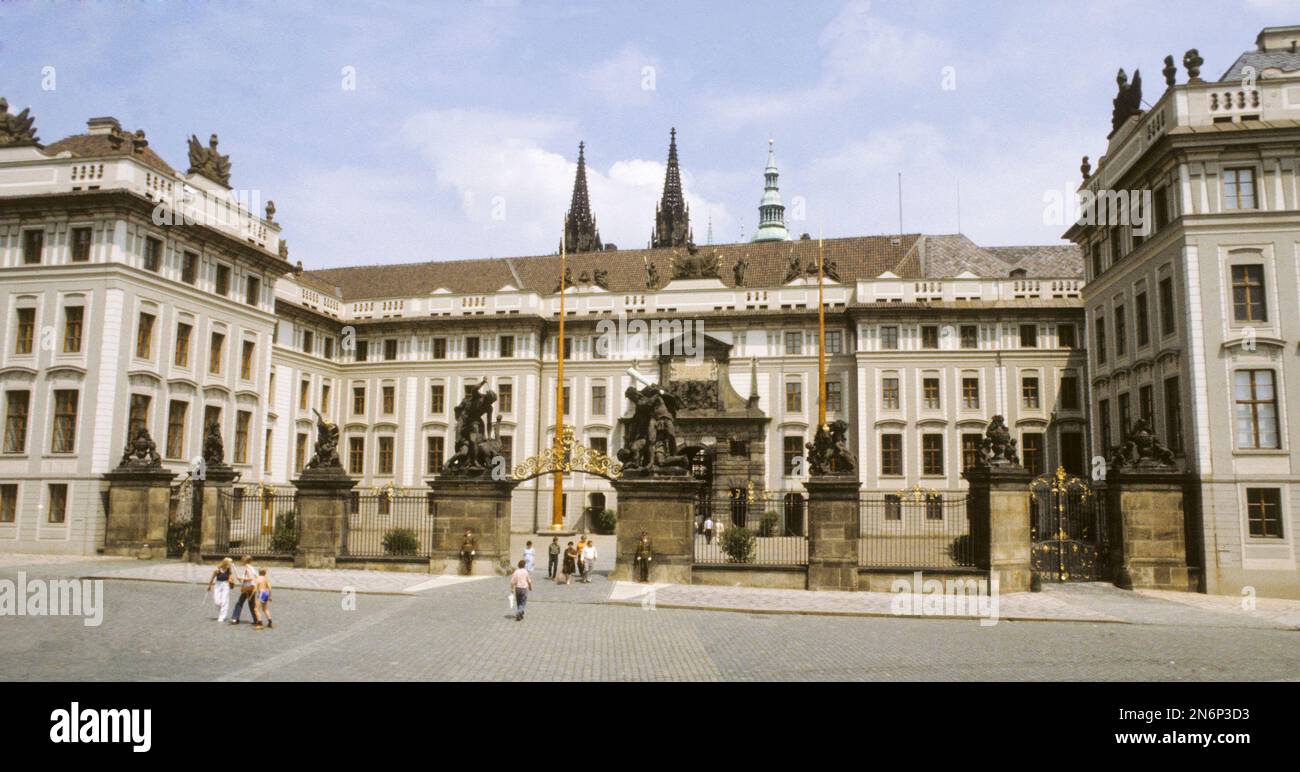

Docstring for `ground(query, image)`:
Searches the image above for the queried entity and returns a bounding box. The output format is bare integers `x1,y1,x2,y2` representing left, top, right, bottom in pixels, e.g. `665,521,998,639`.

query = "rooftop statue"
1110,68,1143,136
0,97,39,147
187,133,232,186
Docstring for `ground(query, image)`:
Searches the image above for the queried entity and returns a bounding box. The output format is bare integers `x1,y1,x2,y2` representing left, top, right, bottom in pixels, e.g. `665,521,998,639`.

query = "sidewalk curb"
81,574,428,598
604,599,1131,625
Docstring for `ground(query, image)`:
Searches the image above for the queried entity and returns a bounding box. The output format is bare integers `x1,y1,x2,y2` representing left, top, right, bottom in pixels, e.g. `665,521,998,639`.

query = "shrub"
269,510,299,554
949,534,975,567
720,526,757,563
383,527,420,557
592,508,617,535
759,511,780,537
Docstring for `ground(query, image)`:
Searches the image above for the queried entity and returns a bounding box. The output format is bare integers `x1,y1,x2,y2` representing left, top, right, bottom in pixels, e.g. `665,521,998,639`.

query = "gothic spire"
651,127,692,249
751,138,789,242
562,141,602,253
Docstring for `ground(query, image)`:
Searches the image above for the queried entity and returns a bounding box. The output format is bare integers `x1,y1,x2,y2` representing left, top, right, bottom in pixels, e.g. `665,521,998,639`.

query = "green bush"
592,508,617,535
720,526,757,563
759,511,780,537
383,527,420,557
269,511,299,554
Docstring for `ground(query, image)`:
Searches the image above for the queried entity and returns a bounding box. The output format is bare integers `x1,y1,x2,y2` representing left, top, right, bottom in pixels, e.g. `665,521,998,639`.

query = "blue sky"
1,0,1292,268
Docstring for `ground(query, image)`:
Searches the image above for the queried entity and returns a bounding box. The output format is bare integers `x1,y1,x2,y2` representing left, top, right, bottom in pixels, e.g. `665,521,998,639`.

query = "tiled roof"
42,132,177,176
984,245,1085,278
1220,50,1300,82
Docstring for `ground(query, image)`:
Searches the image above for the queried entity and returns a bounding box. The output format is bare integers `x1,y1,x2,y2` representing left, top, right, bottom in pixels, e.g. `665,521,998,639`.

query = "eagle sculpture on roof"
0,98,39,147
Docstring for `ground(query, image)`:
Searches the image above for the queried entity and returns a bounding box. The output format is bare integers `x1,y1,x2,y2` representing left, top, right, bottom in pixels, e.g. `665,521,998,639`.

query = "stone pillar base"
292,470,357,569
610,477,702,584
427,477,519,575
102,468,177,559
964,464,1033,593
198,465,238,556
1108,470,1194,592
805,476,861,592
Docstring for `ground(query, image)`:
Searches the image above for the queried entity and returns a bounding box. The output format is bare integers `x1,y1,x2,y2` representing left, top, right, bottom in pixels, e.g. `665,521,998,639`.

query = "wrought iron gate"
1029,467,1109,582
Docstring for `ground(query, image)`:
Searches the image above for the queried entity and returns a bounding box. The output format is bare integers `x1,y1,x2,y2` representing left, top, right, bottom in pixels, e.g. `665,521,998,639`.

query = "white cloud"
578,44,662,106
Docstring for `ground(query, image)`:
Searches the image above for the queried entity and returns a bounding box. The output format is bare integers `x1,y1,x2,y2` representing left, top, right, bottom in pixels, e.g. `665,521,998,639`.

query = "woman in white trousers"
207,558,234,622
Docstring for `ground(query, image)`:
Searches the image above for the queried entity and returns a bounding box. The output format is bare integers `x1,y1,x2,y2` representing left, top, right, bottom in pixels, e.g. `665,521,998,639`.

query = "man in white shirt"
509,560,533,621
580,541,597,583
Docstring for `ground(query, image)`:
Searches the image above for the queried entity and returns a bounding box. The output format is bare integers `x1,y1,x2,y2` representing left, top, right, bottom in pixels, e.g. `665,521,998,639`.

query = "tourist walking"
228,556,259,625
523,540,536,574
253,568,273,630
581,539,597,583
509,559,533,621
703,516,714,545
558,541,578,585
207,557,233,622
547,537,560,579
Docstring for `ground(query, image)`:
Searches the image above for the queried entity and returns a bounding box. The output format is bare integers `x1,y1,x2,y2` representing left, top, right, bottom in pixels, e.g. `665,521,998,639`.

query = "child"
253,568,273,630
207,557,233,622
523,540,536,574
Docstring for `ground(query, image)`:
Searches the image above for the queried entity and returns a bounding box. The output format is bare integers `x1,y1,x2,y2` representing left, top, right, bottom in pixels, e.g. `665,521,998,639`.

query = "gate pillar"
611,477,702,584
291,468,356,569
199,464,239,557
427,477,519,575
103,467,177,559
964,464,1033,593
1106,468,1195,591
804,476,861,592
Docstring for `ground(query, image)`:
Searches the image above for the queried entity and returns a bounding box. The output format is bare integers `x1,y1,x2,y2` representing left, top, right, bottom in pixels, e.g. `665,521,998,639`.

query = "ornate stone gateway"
1028,467,1109,582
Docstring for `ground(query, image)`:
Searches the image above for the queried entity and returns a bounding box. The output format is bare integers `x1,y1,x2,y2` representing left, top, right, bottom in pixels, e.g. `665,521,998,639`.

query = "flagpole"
817,230,827,431
552,235,566,530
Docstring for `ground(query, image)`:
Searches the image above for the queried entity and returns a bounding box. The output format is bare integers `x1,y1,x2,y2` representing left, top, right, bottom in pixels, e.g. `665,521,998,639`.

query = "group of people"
507,535,601,622
206,556,274,630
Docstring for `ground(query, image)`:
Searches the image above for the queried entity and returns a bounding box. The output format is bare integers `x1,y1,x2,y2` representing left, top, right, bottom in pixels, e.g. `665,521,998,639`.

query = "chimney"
86,116,121,135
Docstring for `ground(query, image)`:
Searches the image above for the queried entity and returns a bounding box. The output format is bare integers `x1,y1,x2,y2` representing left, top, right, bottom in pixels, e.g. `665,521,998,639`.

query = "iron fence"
343,492,435,559
215,488,299,559
694,493,808,566
858,493,974,569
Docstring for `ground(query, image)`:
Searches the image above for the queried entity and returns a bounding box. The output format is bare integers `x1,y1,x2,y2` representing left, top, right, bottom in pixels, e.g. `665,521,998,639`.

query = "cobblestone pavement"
1,554,1299,681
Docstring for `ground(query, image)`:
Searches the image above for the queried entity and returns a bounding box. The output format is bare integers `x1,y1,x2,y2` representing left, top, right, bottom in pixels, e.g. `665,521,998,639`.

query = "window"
498,435,513,468
783,436,803,476
784,331,803,355
922,434,944,476
14,308,34,355
355,339,369,362
825,381,842,413
51,389,78,453
63,306,83,353
426,435,445,473
382,385,395,414
348,437,365,475
881,377,900,410
301,329,314,354
825,331,843,355
1135,292,1150,347
1118,393,1132,442
563,385,571,417
215,264,231,296
1022,375,1040,409
432,338,447,359
295,432,308,474
590,436,608,456
591,384,606,415
1246,488,1284,538
884,494,902,521
182,251,198,284
4,390,30,453
174,323,192,367
1159,277,1176,336
1223,167,1256,210
880,326,899,350
1095,316,1107,365
323,337,334,360
299,379,310,410
464,337,480,359
430,384,445,414
1153,185,1170,231
143,236,162,272
320,382,331,415
960,325,978,349
244,276,260,306
0,484,15,523
1060,374,1080,411
203,405,221,447
1113,305,1127,357
961,433,982,471
209,332,225,374
1099,399,1112,453
1058,324,1076,349
498,383,512,414
925,495,944,521
880,434,903,476
264,429,273,474
1109,224,1125,263
1091,241,1104,277
23,229,43,264
377,436,394,475
384,339,398,361
352,386,366,416
165,400,187,460
921,325,939,349
729,439,749,457
1022,432,1044,476
128,394,151,437
1019,324,1038,348
785,381,802,413
923,378,940,410
71,227,92,262
135,312,155,359
47,484,67,524
1231,265,1267,322
234,410,251,464
962,377,980,409
1139,384,1154,427
1234,370,1279,449
240,340,255,380
499,336,515,358
1164,376,1183,453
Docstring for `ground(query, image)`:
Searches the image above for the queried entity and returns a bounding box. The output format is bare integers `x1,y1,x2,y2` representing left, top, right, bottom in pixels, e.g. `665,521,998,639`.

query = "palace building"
0,25,1297,598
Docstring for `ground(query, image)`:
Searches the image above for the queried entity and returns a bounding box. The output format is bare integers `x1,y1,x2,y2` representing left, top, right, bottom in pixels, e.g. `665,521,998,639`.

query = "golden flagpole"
552,234,566,529
817,229,827,431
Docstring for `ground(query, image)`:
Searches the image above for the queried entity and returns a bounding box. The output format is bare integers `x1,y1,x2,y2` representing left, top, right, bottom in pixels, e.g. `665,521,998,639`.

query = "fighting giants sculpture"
617,381,689,476
442,378,503,477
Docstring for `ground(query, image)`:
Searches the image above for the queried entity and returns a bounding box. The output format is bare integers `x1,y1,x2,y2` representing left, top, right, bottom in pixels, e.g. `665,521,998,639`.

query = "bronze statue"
1110,69,1143,135
784,251,802,283
443,378,501,476
118,427,163,469
459,529,477,575
645,260,661,289
305,409,341,471
670,246,720,280
555,266,575,293
187,133,232,186
733,255,748,286
633,531,654,583
1109,418,1177,470
202,421,224,466
978,415,1020,467
618,383,688,475
0,98,39,147
805,419,857,476
1081,156,1091,180
591,267,609,289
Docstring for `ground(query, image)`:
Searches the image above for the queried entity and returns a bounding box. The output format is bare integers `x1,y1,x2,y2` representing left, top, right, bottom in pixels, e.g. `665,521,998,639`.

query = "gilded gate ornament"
512,426,622,481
